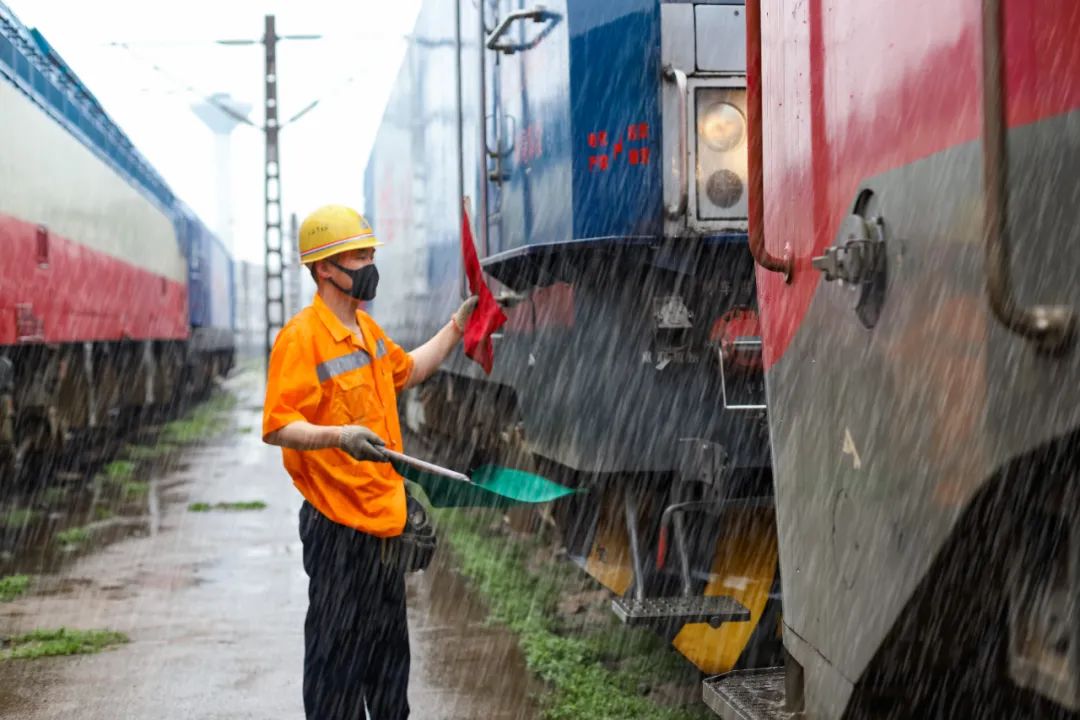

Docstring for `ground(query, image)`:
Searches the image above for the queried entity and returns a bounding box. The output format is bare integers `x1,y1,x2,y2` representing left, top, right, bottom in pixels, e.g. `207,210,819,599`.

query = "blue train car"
178,206,236,360
365,0,778,682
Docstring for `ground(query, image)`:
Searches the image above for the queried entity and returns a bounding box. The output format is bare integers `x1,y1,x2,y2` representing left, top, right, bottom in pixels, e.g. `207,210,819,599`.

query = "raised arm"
404,296,477,389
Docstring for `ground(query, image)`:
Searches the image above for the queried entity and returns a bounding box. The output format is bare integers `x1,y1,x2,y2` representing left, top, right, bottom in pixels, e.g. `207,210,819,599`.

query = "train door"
477,0,570,259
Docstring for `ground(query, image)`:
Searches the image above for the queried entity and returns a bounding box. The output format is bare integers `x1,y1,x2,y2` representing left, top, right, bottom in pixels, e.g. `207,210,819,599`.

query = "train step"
611,595,749,628
702,668,797,720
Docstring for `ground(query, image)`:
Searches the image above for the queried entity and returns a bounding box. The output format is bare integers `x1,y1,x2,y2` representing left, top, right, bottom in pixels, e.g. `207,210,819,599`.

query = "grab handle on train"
486,5,548,55
745,0,792,282
663,65,689,220
982,0,1075,354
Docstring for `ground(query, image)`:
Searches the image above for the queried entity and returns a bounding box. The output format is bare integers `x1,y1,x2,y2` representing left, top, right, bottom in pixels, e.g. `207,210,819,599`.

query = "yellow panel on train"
673,507,777,674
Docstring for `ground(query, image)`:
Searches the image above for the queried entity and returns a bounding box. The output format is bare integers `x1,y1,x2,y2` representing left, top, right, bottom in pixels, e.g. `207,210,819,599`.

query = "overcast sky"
7,0,422,263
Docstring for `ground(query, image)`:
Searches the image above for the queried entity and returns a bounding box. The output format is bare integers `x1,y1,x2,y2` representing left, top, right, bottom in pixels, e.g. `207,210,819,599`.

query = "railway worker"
261,204,477,720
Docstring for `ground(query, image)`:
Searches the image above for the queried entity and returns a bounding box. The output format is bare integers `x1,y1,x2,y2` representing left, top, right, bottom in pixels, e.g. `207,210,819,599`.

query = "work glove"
494,291,526,309
339,425,388,462
452,295,479,332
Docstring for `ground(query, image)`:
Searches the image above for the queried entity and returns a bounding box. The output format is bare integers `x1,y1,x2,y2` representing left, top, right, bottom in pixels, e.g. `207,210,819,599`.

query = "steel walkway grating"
611,595,750,627
702,667,796,720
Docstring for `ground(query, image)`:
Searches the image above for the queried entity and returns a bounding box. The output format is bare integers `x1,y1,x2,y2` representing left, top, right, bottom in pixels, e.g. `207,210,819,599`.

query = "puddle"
239,542,301,559
0,387,243,578
407,552,542,719
0,375,543,720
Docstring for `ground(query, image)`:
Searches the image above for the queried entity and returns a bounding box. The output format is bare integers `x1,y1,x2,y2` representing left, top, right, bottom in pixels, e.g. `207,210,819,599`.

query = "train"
366,0,781,687
0,1,236,479
369,0,1080,718
715,0,1080,717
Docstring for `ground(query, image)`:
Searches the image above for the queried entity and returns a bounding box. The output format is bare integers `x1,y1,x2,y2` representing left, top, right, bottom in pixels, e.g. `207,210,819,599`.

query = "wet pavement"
0,372,539,719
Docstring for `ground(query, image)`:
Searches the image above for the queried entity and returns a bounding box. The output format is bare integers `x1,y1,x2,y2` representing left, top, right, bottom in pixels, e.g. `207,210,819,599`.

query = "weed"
161,392,237,445
2,508,37,529
41,487,69,506
55,527,90,547
1,628,128,660
0,575,29,602
124,444,177,462
160,419,201,445
121,481,150,500
188,501,267,512
93,506,114,521
435,508,711,720
103,460,136,480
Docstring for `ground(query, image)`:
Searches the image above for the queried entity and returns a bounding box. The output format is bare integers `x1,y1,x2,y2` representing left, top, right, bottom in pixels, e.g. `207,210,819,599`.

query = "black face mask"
328,260,379,301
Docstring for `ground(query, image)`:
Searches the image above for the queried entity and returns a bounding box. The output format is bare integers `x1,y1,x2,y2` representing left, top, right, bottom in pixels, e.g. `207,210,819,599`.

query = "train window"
35,225,49,267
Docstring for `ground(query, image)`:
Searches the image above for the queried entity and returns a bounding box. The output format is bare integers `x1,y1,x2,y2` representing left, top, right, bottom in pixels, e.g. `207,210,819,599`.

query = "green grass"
55,526,90,547
1,628,128,660
435,508,711,720
2,508,38,529
188,501,267,513
41,486,69,506
124,443,178,462
161,392,236,445
0,575,29,603
121,481,150,501
103,460,136,480
93,506,114,521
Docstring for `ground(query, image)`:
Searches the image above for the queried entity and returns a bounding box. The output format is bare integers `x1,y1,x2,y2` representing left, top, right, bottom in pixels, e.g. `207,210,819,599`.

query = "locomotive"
366,0,781,679
704,0,1080,717
0,1,235,479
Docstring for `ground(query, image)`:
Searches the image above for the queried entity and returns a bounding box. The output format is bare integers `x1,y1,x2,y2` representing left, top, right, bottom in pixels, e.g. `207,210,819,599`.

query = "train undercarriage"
408,356,1080,720
406,354,783,683
0,340,233,483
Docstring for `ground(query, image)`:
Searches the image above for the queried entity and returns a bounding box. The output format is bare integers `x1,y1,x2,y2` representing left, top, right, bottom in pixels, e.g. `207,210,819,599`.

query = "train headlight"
700,102,745,152
706,169,744,209
695,87,748,222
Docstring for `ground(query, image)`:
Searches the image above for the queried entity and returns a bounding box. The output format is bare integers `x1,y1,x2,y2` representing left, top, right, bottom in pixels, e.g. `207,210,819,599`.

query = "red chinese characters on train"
587,122,650,172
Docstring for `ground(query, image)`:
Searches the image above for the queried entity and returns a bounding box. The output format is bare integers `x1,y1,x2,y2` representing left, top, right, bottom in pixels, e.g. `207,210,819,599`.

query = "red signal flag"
460,200,507,374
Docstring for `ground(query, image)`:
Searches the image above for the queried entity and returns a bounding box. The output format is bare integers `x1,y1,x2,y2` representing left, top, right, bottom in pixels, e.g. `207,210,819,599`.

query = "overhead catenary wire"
281,74,356,127
100,32,377,49
111,40,355,131
111,42,258,128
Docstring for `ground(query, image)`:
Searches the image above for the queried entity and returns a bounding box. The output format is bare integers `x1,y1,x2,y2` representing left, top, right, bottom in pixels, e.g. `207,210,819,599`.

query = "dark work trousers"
299,501,410,720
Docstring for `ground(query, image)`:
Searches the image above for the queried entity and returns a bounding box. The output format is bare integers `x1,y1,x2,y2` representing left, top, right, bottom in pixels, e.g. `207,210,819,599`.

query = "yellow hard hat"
298,205,382,264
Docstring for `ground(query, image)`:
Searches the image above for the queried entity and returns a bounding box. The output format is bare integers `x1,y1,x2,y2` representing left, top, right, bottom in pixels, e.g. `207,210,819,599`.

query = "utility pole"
287,212,301,317
109,22,322,361
263,15,284,362
247,16,320,361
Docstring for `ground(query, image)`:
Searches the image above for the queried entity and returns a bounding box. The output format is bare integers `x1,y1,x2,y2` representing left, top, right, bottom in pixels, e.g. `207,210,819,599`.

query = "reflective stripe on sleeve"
375,339,387,358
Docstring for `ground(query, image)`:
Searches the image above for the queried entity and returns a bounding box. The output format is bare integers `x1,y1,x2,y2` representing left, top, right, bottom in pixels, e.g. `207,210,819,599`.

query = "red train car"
0,4,212,477
705,0,1080,717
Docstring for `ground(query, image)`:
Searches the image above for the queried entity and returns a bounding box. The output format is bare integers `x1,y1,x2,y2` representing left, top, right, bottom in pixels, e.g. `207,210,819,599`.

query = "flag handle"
383,448,473,484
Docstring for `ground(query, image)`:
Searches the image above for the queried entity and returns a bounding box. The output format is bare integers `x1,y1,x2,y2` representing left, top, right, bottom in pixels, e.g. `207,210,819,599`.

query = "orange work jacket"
262,293,414,537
